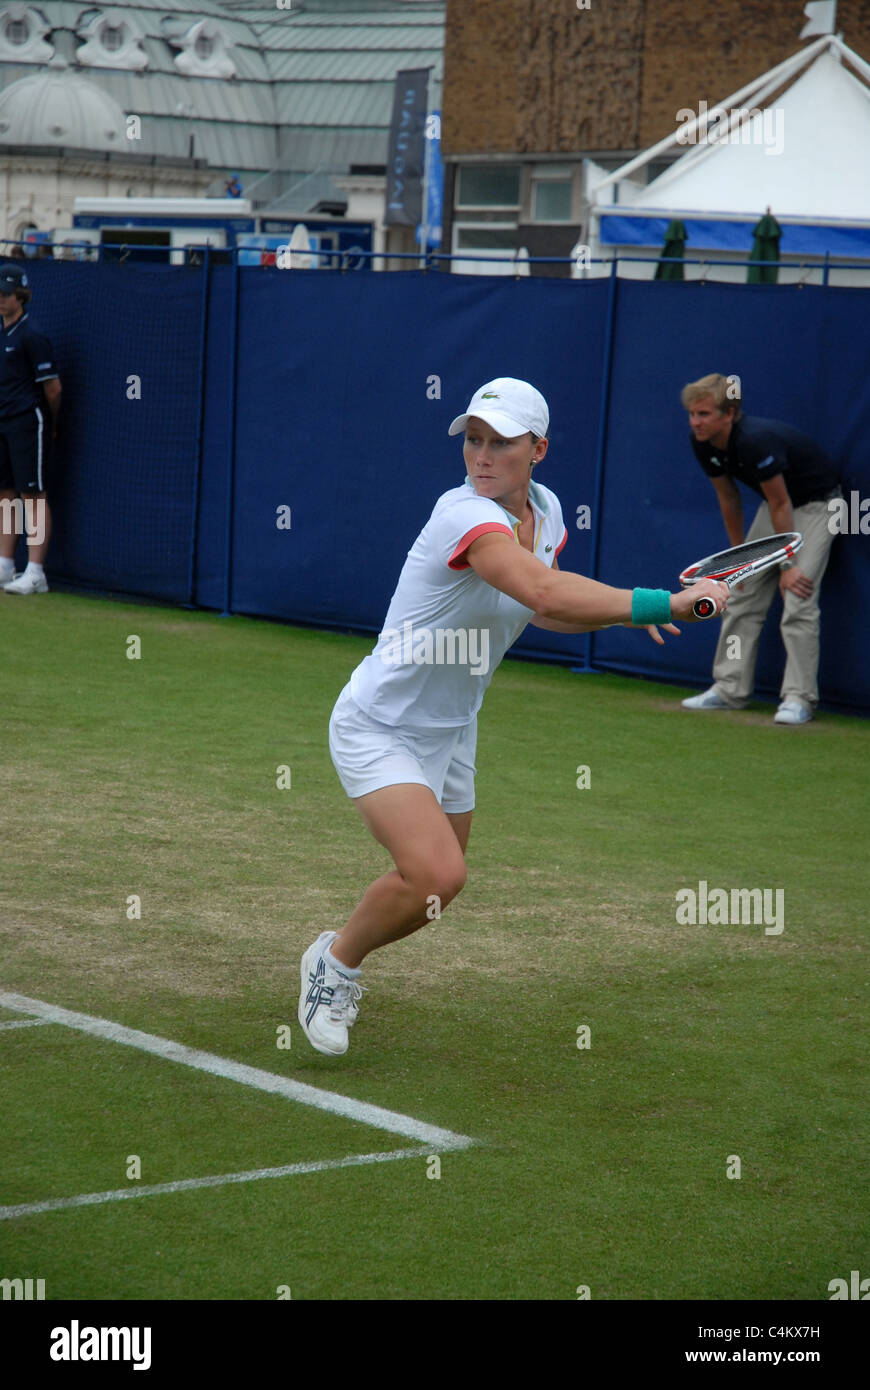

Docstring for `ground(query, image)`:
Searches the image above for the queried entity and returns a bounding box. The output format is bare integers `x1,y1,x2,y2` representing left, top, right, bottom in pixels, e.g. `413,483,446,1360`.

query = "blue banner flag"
416,110,444,248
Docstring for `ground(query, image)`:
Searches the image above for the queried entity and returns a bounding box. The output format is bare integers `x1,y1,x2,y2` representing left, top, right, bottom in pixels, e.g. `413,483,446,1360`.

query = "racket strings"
689,534,798,579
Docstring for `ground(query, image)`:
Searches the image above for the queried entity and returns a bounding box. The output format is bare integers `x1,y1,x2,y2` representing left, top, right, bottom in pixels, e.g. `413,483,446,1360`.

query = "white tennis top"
349,478,568,728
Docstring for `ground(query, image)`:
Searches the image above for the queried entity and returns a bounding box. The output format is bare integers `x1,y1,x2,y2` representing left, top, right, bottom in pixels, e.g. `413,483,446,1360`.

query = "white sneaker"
3,571,48,595
318,933,362,1028
299,931,365,1056
774,701,813,726
681,687,732,710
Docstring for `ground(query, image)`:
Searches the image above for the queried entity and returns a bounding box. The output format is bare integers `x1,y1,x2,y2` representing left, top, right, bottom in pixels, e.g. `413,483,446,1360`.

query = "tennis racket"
680,532,803,619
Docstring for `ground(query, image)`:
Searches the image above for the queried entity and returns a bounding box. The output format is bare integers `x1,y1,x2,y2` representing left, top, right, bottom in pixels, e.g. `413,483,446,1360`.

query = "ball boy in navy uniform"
680,373,841,724
0,264,62,594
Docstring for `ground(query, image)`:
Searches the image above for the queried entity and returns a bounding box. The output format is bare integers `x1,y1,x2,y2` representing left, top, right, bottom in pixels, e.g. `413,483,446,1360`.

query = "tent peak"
591,33,868,200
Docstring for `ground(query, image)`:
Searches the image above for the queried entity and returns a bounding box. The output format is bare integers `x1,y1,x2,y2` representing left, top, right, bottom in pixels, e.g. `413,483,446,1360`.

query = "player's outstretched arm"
526,558,616,634
466,533,728,638
467,533,631,627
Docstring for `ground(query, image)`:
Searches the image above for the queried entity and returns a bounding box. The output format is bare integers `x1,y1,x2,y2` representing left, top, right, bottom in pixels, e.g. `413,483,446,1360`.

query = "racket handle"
693,595,718,619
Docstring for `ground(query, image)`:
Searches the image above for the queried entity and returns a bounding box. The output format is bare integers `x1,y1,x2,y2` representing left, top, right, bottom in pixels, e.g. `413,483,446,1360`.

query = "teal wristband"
632,588,672,626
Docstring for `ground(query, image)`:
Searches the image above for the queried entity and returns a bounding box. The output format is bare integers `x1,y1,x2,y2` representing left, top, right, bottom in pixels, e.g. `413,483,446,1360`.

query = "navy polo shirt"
691,415,839,508
0,312,58,417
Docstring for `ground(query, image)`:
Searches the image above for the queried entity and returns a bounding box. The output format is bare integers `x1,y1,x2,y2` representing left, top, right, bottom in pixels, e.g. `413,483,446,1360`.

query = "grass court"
0,592,866,1300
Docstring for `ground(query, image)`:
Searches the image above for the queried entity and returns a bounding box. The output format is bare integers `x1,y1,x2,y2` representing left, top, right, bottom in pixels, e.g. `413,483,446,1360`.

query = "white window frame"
528,163,578,225
76,9,147,71
101,22,126,52
451,220,520,276
531,180,574,225
0,4,54,63
454,165,522,213
5,16,28,43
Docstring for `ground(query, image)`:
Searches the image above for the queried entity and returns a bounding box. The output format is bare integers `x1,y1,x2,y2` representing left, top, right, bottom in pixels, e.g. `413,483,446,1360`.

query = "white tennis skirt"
328,683,477,813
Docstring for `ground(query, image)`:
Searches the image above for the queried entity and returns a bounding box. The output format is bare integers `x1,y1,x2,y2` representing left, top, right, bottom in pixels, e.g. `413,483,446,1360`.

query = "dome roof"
0,2,445,181
0,70,125,150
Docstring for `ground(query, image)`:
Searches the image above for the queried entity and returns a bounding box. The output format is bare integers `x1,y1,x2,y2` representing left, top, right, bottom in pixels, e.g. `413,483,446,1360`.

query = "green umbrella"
654,218,687,280
748,211,781,284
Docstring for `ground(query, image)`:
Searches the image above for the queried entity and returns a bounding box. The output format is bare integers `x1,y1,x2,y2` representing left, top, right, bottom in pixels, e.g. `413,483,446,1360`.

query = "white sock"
0,560,14,578
24,561,44,577
325,946,361,980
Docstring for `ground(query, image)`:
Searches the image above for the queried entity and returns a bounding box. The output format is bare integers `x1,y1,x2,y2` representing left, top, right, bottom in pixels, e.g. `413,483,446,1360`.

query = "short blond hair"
680,373,742,420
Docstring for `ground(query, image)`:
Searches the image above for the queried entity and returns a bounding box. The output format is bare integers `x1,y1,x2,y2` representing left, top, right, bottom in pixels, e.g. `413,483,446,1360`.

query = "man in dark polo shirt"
0,264,61,595
679,373,841,725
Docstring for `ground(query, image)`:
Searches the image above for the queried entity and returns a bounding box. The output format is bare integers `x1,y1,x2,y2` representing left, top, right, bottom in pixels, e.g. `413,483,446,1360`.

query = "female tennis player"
299,378,728,1055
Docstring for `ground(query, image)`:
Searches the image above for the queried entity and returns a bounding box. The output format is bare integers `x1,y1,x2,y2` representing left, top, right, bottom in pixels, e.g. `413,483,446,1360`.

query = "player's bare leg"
330,784,469,970
298,785,469,1054
447,810,472,855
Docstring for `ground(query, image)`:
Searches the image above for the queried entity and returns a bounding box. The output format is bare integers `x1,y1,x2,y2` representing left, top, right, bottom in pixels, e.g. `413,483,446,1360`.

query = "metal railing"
7,236,870,286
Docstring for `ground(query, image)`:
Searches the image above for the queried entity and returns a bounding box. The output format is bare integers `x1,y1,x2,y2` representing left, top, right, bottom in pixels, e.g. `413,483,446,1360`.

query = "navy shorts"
0,406,51,493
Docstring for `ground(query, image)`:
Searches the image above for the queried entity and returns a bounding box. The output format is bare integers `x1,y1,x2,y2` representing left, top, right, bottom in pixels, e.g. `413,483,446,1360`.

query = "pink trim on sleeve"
448,522,515,570
555,527,568,558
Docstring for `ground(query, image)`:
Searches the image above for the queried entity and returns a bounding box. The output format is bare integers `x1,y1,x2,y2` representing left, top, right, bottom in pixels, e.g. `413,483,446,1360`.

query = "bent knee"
407,857,467,909
438,860,467,905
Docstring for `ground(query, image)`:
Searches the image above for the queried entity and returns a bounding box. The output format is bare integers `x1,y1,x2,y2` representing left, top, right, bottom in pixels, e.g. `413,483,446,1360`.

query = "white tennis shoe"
3,571,48,595
299,931,365,1056
774,701,813,725
681,687,732,710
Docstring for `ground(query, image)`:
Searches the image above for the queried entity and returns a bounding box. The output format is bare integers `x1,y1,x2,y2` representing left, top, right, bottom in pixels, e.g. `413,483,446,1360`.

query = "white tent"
587,33,870,285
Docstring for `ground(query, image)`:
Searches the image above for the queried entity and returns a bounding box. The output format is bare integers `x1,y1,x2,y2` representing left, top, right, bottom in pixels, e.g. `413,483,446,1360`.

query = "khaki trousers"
711,494,839,710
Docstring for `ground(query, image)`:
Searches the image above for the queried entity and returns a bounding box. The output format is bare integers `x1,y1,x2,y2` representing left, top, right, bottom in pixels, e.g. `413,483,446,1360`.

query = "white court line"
0,1018,53,1031
0,1147,432,1222
0,990,474,1151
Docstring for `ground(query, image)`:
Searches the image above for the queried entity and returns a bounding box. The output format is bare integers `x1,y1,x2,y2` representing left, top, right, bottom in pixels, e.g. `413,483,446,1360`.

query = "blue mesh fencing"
22,258,870,714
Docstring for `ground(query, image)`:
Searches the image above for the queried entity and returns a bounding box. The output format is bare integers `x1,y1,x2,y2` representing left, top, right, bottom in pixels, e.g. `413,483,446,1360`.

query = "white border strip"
0,991,474,1151
0,1147,432,1222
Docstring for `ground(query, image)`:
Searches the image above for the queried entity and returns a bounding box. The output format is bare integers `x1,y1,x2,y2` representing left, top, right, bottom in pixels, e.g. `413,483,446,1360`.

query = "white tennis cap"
448,377,549,439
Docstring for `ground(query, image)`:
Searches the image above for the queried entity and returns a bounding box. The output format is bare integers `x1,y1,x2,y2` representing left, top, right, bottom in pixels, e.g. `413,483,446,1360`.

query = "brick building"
441,0,870,274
